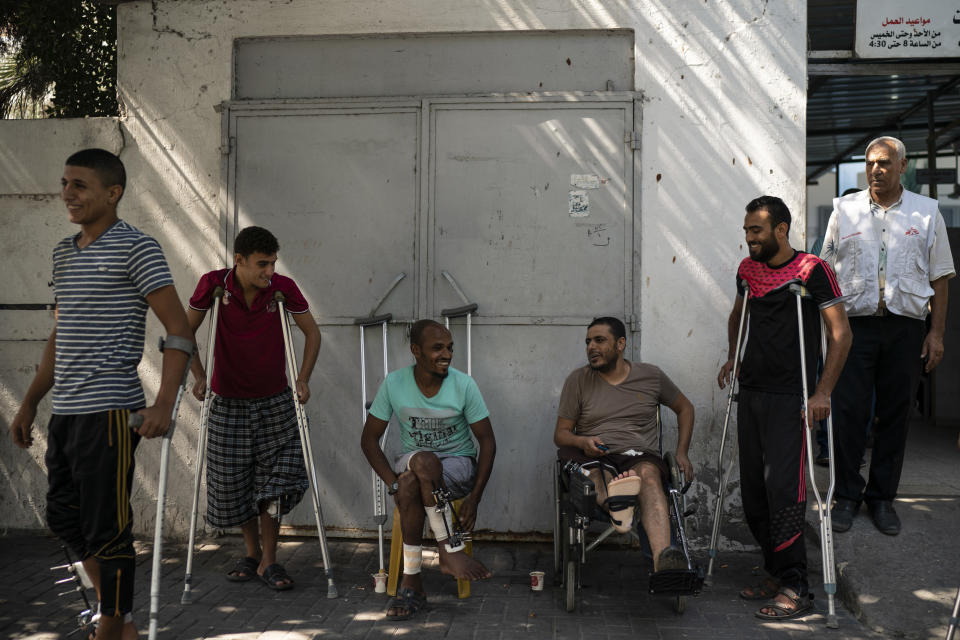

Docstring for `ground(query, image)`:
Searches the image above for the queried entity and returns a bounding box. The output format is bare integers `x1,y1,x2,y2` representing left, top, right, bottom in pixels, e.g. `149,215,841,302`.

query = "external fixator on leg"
51,545,95,636
428,484,469,553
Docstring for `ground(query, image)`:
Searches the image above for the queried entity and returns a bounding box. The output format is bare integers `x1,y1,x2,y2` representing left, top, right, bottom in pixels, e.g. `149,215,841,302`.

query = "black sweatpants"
737,389,808,594
832,314,924,506
45,409,140,615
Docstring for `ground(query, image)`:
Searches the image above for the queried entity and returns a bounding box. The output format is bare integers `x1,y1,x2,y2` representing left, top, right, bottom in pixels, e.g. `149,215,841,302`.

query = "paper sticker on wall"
571,174,601,190
569,190,589,217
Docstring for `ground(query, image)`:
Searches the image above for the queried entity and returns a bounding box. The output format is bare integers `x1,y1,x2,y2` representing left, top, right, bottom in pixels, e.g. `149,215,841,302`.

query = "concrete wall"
0,0,805,545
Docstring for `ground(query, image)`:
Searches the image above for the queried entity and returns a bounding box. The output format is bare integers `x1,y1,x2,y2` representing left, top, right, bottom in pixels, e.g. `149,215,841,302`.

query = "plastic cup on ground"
373,572,387,593
530,570,545,591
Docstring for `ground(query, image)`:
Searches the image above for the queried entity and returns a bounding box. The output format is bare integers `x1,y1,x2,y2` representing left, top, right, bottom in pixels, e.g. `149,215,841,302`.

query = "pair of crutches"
178,287,338,606
128,336,195,640
355,273,406,582
707,281,839,629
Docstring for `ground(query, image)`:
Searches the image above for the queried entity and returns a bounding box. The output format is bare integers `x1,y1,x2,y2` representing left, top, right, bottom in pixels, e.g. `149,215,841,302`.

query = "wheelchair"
552,415,703,613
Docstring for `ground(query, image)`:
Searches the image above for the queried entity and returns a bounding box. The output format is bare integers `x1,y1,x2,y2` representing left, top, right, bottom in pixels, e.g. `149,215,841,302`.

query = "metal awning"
807,0,960,183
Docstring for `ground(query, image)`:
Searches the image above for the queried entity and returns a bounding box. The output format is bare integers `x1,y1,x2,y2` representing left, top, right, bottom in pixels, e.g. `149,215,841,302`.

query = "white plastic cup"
373,572,387,593
530,570,545,591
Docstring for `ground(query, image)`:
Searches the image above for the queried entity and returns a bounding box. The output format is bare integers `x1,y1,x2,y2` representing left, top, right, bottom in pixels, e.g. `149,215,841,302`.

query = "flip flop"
605,475,641,533
259,563,294,591
386,586,427,621
226,556,259,582
740,576,780,600
755,586,814,620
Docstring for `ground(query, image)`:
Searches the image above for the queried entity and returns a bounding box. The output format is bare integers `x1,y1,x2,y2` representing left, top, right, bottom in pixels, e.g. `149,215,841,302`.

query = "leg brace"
427,486,467,554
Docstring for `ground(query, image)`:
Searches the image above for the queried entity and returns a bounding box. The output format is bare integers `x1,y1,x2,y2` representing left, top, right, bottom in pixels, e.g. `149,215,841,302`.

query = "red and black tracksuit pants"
737,388,808,595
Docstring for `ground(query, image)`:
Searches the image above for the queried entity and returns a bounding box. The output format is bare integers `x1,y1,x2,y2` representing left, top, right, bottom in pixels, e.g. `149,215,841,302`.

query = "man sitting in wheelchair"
554,316,695,575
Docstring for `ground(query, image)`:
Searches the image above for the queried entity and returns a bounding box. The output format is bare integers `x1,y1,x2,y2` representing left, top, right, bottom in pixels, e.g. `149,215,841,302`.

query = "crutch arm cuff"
441,303,478,318
354,313,392,326
161,335,195,356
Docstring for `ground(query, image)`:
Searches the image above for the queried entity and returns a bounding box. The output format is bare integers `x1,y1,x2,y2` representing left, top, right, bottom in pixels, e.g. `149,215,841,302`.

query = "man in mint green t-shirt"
361,319,496,621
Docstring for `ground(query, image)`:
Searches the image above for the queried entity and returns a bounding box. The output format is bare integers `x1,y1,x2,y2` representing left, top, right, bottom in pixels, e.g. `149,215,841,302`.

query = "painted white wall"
0,0,804,545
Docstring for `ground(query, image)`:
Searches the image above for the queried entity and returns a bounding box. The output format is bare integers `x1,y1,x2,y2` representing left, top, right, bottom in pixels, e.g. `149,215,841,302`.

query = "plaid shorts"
206,391,309,528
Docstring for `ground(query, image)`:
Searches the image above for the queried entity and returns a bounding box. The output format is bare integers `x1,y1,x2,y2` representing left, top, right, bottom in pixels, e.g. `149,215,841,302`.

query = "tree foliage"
0,1,117,118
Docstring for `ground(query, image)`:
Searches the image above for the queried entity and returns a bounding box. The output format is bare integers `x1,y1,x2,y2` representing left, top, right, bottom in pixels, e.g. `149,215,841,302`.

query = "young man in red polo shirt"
187,226,321,591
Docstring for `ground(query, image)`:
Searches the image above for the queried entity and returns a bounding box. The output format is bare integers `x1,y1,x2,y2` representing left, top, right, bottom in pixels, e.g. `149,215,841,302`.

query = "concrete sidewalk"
1,532,874,640
808,423,960,640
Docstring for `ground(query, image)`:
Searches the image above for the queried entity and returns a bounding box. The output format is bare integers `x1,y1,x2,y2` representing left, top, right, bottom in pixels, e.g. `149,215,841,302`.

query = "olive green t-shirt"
557,361,680,454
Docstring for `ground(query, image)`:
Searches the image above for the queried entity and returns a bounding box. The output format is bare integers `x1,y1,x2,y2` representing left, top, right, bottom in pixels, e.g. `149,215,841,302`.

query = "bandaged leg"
402,543,423,575
425,504,466,553
605,473,642,534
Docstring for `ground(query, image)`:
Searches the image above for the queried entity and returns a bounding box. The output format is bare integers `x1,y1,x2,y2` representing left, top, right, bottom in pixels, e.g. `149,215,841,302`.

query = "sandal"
226,556,259,582
755,586,814,620
739,576,780,600
385,586,427,621
259,563,294,591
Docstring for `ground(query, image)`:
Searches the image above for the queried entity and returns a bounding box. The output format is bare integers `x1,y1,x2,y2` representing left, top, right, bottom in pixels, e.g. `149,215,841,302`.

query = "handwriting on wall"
855,2,960,58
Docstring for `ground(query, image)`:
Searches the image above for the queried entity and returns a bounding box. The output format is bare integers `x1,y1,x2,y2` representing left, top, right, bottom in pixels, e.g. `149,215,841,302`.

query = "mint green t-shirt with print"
368,366,489,457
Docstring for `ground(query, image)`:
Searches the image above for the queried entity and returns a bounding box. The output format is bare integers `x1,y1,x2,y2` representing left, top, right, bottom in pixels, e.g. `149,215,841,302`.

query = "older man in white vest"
820,136,955,536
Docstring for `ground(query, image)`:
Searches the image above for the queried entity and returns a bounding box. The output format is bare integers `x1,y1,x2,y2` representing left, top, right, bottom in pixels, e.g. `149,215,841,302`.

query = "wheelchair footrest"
648,566,704,596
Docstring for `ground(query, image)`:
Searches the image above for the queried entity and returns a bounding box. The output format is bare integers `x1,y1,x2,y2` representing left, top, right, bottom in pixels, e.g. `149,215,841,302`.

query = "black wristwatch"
387,481,399,495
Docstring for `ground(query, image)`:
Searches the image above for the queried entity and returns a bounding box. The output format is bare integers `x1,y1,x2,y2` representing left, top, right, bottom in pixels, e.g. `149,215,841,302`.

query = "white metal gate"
222,93,640,533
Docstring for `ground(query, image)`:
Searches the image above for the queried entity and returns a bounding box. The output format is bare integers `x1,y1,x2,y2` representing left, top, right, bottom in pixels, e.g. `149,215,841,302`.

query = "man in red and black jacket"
718,196,851,621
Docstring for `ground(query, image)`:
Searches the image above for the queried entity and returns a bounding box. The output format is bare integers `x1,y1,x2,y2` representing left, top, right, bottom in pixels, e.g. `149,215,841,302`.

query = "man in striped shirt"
10,149,192,640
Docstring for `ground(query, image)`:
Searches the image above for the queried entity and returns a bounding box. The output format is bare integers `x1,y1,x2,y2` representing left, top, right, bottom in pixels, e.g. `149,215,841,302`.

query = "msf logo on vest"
904,227,920,236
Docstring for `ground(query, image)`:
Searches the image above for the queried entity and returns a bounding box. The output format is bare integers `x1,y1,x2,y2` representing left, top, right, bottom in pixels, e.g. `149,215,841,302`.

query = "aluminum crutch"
706,280,749,582
275,291,338,599
128,337,194,640
946,585,960,640
790,282,839,629
354,272,405,583
441,270,477,376
181,286,224,605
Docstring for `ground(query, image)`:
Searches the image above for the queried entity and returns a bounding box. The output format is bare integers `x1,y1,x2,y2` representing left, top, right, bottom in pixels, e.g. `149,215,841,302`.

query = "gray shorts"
394,451,477,499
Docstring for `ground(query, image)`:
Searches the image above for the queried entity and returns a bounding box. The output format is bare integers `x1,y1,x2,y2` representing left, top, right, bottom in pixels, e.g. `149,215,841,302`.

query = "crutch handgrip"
441,303,478,318
274,291,286,303
354,313,393,327
129,413,144,429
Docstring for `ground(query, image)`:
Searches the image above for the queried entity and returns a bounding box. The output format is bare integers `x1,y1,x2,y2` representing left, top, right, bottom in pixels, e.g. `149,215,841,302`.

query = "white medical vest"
830,189,938,319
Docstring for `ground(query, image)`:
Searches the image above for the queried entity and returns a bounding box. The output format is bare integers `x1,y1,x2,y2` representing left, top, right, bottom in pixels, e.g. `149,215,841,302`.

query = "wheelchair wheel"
565,559,576,612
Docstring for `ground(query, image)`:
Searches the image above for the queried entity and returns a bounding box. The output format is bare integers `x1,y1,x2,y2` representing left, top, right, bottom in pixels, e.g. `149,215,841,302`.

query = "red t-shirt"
189,268,309,399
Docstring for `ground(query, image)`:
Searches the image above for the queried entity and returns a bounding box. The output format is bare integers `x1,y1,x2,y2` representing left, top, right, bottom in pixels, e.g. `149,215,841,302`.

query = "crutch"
946,586,960,640
706,280,749,582
128,336,194,640
440,270,477,376
354,272,405,584
275,291,338,599
790,282,839,629
181,286,224,605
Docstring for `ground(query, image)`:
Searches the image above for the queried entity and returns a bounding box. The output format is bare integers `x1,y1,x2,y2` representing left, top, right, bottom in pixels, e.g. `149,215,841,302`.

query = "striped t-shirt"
51,220,174,414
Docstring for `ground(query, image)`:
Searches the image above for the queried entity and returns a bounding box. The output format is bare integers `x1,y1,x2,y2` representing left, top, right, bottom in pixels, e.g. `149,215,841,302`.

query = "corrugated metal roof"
807,0,960,181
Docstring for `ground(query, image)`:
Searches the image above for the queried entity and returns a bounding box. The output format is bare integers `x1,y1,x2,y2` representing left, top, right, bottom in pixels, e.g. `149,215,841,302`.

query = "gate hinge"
625,130,641,150
220,136,235,156
627,314,639,332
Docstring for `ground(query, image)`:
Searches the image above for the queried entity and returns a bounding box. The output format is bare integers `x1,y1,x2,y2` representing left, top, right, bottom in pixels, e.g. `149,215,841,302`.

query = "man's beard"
589,354,617,373
749,237,779,263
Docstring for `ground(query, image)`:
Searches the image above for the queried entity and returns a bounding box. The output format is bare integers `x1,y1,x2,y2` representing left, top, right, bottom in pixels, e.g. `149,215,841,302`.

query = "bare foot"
438,547,492,580
605,471,642,533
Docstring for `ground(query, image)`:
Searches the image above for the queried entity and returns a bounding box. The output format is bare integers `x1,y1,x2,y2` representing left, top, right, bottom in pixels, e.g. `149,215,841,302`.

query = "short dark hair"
841,188,860,197
234,226,279,257
588,316,626,341
65,148,126,198
745,195,791,232
409,319,447,346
